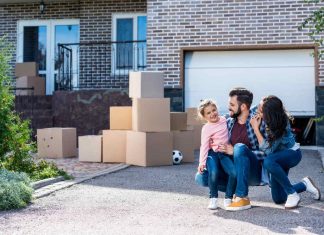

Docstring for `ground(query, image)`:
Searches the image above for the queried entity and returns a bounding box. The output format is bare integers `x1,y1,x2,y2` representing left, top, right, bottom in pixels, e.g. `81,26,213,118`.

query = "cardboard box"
186,107,205,125
110,106,132,130
129,71,164,98
126,131,173,167
16,76,45,95
170,112,187,131
15,62,38,77
172,130,195,163
78,135,102,162
132,98,170,132
102,130,127,163
37,128,77,158
187,124,204,150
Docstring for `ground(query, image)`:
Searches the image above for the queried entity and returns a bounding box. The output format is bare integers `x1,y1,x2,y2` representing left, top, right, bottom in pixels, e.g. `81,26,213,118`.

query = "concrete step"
19,109,53,118
15,95,52,110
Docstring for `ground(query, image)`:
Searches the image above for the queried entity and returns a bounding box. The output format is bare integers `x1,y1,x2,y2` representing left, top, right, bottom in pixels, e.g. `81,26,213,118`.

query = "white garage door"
185,49,315,116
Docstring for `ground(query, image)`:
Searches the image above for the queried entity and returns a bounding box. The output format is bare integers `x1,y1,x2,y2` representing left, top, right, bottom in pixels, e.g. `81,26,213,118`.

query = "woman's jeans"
263,149,306,204
195,150,236,199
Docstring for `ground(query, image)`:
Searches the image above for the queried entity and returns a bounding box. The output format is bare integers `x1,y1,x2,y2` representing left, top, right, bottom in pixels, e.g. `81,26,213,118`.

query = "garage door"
184,49,315,116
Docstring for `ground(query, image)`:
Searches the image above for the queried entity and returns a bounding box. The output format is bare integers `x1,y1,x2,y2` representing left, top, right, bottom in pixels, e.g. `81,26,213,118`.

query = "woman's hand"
197,164,206,174
219,144,234,155
250,114,265,145
250,114,261,131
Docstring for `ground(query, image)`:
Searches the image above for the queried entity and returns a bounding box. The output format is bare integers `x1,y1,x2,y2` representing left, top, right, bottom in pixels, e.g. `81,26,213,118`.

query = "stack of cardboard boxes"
36,71,203,167
15,62,45,96
102,106,131,163
126,71,173,166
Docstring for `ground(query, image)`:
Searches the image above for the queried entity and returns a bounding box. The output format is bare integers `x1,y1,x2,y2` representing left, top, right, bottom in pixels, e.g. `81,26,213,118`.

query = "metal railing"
56,40,147,90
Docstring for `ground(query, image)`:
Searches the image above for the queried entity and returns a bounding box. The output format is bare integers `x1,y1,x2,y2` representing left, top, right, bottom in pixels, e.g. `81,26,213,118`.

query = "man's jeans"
263,149,306,204
234,143,262,198
195,150,236,199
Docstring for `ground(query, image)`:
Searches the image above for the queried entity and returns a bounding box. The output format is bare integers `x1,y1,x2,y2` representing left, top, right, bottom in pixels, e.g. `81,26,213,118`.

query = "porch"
56,40,147,91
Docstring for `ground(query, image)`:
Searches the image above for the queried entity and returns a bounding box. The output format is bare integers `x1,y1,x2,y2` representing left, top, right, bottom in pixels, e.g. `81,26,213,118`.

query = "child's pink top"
199,116,229,166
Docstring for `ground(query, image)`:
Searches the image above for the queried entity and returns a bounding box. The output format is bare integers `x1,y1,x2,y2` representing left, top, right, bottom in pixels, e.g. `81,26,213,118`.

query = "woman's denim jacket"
259,124,296,155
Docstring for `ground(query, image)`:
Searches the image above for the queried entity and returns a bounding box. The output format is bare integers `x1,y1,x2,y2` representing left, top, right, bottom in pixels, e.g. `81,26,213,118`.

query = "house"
0,0,323,145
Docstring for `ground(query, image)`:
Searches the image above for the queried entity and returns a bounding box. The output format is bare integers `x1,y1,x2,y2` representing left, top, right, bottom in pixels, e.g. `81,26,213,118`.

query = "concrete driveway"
0,150,323,235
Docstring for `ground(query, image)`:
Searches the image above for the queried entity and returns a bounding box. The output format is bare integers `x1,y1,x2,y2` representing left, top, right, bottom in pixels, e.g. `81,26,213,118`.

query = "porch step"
15,95,52,110
30,116,54,129
17,109,53,118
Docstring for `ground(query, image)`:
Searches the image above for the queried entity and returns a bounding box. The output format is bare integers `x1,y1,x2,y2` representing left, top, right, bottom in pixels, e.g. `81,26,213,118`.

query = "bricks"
1,0,146,89
146,0,324,86
1,0,323,88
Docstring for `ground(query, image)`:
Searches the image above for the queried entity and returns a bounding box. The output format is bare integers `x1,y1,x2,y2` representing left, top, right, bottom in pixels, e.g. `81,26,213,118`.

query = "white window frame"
17,19,80,94
112,13,146,75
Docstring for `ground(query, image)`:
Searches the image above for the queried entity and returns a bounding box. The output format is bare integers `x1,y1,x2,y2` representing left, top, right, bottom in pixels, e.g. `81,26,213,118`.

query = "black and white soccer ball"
172,150,183,165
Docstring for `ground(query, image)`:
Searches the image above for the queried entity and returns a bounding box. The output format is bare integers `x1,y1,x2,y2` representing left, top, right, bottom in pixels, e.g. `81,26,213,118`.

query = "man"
219,87,267,211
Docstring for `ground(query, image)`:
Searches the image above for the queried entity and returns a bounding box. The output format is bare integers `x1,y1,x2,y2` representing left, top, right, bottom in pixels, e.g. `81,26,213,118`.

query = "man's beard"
230,105,242,119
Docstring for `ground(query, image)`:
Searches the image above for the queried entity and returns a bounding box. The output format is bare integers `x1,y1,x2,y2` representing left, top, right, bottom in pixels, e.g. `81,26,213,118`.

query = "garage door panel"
185,50,314,68
185,50,315,116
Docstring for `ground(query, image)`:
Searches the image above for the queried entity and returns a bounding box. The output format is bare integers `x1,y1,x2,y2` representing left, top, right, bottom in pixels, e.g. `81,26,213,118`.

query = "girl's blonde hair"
197,99,217,119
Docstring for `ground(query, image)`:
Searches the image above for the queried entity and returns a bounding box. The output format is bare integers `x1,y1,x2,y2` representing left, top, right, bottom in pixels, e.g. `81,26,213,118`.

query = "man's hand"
197,164,206,174
250,114,261,131
219,144,234,155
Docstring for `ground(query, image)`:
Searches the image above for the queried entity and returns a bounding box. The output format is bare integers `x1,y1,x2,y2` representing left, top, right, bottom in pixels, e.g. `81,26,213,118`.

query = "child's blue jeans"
195,150,236,199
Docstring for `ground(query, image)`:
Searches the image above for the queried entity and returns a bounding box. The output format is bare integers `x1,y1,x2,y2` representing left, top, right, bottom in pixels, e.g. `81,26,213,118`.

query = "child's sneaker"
224,198,232,208
302,177,321,200
208,198,218,210
226,197,251,211
285,192,300,209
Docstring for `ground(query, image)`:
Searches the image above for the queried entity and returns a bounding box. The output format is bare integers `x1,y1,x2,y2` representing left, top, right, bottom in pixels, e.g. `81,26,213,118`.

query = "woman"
250,95,321,209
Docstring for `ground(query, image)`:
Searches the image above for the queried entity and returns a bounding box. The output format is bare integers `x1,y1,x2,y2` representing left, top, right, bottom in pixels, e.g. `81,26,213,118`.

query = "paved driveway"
0,150,323,235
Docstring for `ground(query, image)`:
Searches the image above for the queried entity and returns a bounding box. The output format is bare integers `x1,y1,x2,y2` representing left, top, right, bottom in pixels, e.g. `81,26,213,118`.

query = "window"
23,26,47,71
17,20,80,94
112,14,147,73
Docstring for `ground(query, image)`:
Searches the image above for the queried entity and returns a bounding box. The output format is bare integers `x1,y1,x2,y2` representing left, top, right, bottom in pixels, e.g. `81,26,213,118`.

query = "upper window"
112,13,147,73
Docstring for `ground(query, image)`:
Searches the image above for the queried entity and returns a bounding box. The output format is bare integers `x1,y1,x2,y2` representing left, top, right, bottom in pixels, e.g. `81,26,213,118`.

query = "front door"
17,20,79,94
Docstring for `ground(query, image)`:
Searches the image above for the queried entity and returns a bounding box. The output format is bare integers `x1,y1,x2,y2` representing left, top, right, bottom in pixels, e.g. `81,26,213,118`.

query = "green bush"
0,36,35,173
30,160,72,181
0,169,33,210
0,36,71,182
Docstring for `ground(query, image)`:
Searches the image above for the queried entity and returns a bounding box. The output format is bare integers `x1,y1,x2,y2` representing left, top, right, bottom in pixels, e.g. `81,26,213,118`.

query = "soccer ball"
172,150,183,165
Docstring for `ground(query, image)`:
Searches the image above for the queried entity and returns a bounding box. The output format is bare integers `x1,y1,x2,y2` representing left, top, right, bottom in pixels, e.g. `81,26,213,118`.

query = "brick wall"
52,90,131,137
0,0,146,88
0,1,80,76
1,0,323,88
316,87,324,146
78,0,146,88
146,0,324,87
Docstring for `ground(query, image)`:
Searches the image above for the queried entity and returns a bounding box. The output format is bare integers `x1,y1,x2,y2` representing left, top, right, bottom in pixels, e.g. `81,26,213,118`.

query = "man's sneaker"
208,198,218,210
285,192,300,209
224,198,232,208
225,197,251,211
302,177,321,200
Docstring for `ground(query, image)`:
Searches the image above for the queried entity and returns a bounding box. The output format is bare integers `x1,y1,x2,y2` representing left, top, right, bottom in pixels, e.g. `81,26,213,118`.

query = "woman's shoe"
302,177,321,200
285,192,300,209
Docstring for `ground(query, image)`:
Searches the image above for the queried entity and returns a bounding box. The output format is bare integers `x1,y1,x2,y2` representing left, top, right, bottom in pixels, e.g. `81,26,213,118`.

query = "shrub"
0,36,71,182
0,36,35,174
30,160,73,181
0,169,33,210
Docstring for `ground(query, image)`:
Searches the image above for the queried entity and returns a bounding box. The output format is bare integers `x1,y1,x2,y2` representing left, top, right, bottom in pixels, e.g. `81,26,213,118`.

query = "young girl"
196,99,236,210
